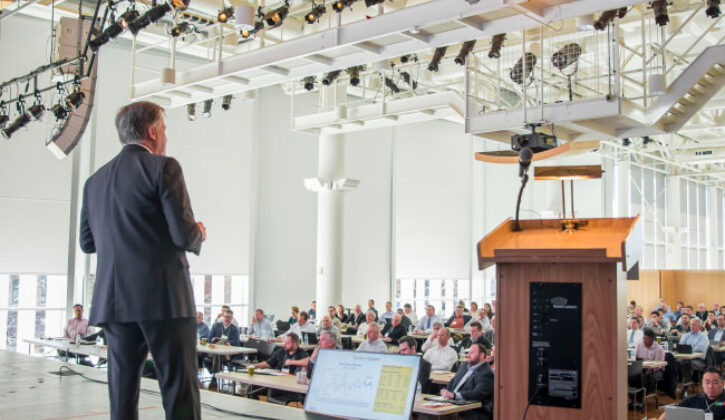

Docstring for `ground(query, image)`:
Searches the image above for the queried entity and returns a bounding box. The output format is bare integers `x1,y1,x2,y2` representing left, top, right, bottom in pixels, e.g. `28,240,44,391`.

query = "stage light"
427,46,447,72
305,4,326,23
332,0,353,13
187,103,196,121
0,102,8,129
365,0,384,7
488,34,506,59
303,76,316,91
128,3,171,35
454,40,476,66
170,22,192,37
28,103,45,120
240,21,264,38
622,138,631,146
552,43,582,71
384,77,400,94
202,99,212,118
66,91,85,110
218,7,234,23
400,54,411,63
651,0,669,26
510,52,537,85
706,0,721,18
642,136,653,146
618,7,628,18
88,19,125,51
264,4,289,27
119,9,140,29
347,66,362,86
322,70,341,85
594,9,618,31
1,113,30,139
51,104,69,120
400,71,417,90
221,95,233,110
171,0,190,11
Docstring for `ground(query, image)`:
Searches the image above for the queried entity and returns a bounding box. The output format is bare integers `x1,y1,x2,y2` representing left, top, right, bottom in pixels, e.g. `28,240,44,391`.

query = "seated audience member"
704,312,717,332
399,336,431,393
713,302,721,314
64,303,94,339
672,301,684,322
288,306,299,325
283,311,316,339
627,300,637,317
251,333,309,374
305,331,337,379
627,317,644,348
457,300,469,314
422,322,455,352
346,304,366,334
677,306,694,326
483,316,496,345
415,305,442,335
381,314,407,344
628,306,646,325
308,301,317,319
396,308,412,330
655,368,725,420
709,313,725,343
646,311,668,336
695,302,709,322
470,302,479,316
440,344,494,420
367,299,379,320
317,315,342,348
356,323,388,353
671,313,691,336
214,305,239,326
423,327,458,371
326,306,343,329
209,310,241,346
482,303,494,320
249,308,274,338
654,297,670,313
196,311,210,339
404,303,418,326
356,310,383,338
458,321,492,352
445,306,471,329
380,301,395,322
679,317,709,370
466,308,491,331
335,304,348,323
636,328,665,382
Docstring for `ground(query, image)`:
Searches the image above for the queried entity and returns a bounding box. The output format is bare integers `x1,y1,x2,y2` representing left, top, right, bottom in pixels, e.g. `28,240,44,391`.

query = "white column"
665,176,684,269
707,185,721,269
613,158,631,218
314,129,346,316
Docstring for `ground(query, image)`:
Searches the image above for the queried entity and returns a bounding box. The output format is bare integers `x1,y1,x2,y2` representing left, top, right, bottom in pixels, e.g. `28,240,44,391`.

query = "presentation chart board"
304,349,420,420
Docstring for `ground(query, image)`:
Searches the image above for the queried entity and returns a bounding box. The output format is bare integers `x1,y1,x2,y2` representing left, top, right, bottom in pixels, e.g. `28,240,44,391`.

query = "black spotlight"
622,138,631,146
332,0,353,12
305,4,326,23
322,70,341,85
488,34,506,59
347,66,362,86
651,0,669,26
455,40,476,66
303,76,316,91
400,71,417,90
27,103,45,120
0,102,8,129
618,7,629,18
552,43,582,71
66,91,85,110
241,21,264,38
128,3,171,35
119,9,140,29
400,54,411,63
384,77,400,94
170,22,192,37
642,136,654,146
221,95,233,110
202,99,212,118
428,46,447,72
594,9,619,31
88,19,125,51
1,113,31,139
51,104,69,120
706,0,721,18
187,103,196,121
218,7,234,23
365,0,384,7
264,4,289,26
510,52,537,85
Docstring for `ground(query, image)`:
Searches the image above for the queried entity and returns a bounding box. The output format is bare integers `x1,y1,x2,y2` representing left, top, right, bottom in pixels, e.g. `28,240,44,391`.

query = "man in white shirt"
356,323,388,353
415,305,441,335
249,308,274,338
403,303,418,327
627,317,644,348
282,311,316,339
63,304,94,339
422,322,454,352
380,301,395,322
466,308,491,331
423,327,458,371
356,311,381,338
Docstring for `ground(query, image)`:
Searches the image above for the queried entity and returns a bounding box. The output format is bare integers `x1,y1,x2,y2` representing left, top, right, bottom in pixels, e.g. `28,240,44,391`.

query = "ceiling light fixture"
264,3,289,27
706,0,721,18
322,70,341,85
427,46,447,72
187,103,196,121
346,66,363,86
128,3,172,36
455,40,476,66
651,0,669,26
305,3,326,23
303,76,316,91
384,77,400,94
221,95,233,110
218,6,234,23
488,34,506,59
202,99,212,118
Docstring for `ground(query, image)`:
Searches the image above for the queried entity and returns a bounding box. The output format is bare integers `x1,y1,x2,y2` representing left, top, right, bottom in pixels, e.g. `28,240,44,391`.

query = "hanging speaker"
47,17,98,159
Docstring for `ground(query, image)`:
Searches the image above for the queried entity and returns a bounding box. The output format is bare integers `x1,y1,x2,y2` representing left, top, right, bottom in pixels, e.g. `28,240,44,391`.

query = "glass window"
193,275,249,328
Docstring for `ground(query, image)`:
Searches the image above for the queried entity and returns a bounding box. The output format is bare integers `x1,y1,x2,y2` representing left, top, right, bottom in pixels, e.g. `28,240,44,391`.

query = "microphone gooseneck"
514,147,534,232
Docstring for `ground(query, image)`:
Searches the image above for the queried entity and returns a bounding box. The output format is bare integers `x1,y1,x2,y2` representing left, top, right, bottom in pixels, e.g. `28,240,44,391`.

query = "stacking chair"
627,360,647,414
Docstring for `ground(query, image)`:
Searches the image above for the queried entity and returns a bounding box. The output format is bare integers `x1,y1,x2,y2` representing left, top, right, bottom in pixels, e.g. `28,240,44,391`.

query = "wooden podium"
478,217,641,420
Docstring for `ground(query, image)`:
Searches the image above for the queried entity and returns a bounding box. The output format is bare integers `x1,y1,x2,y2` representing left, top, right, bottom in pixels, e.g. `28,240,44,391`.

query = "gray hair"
115,101,164,145
367,323,380,332
432,322,444,329
321,330,337,343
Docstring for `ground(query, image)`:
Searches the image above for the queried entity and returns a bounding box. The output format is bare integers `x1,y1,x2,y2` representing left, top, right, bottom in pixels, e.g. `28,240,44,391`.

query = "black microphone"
518,147,533,178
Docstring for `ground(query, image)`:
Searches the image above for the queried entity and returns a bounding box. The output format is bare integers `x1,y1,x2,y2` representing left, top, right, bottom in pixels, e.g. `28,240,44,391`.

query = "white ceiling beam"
262,66,291,76
305,54,335,66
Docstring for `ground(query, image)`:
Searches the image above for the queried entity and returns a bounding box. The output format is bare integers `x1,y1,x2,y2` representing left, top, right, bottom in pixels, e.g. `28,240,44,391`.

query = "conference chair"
627,360,647,414
276,320,290,332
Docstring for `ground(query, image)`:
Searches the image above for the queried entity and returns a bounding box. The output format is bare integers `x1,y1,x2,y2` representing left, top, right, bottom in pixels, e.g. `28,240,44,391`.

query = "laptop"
677,343,693,354
303,332,318,345
664,406,705,420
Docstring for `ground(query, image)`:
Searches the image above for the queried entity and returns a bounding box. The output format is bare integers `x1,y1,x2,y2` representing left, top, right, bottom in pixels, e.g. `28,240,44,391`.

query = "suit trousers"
103,318,200,420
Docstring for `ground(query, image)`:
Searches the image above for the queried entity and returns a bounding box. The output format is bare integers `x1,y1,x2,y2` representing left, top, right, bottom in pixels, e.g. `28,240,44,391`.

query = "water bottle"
299,367,307,384
304,334,309,346
408,325,413,334
416,381,422,395
75,333,81,346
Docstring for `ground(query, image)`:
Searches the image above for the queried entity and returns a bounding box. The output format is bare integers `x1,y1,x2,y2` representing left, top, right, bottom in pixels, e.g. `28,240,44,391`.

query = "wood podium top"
478,217,641,271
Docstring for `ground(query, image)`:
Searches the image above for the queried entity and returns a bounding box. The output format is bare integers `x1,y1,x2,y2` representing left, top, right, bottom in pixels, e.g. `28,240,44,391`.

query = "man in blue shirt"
380,301,395,322
679,317,709,370
249,308,274,338
196,312,210,339
415,305,442,335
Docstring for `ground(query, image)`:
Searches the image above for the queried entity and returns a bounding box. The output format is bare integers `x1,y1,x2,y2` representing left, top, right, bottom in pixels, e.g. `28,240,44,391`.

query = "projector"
511,128,559,153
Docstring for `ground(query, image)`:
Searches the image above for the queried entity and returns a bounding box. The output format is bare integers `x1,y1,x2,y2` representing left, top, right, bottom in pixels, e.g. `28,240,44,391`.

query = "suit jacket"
381,324,407,343
709,328,725,342
80,145,203,325
458,334,493,352
350,313,366,327
446,362,495,420
418,357,432,394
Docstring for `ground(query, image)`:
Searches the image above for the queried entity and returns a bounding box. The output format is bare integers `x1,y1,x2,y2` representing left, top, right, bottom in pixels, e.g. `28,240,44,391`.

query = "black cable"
55,365,281,420
521,385,545,420
513,173,529,232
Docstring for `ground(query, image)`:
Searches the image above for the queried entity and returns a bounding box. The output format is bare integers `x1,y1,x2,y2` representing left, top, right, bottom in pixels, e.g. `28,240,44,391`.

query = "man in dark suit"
80,101,205,420
382,314,408,344
458,321,492,353
440,344,494,420
399,336,431,394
